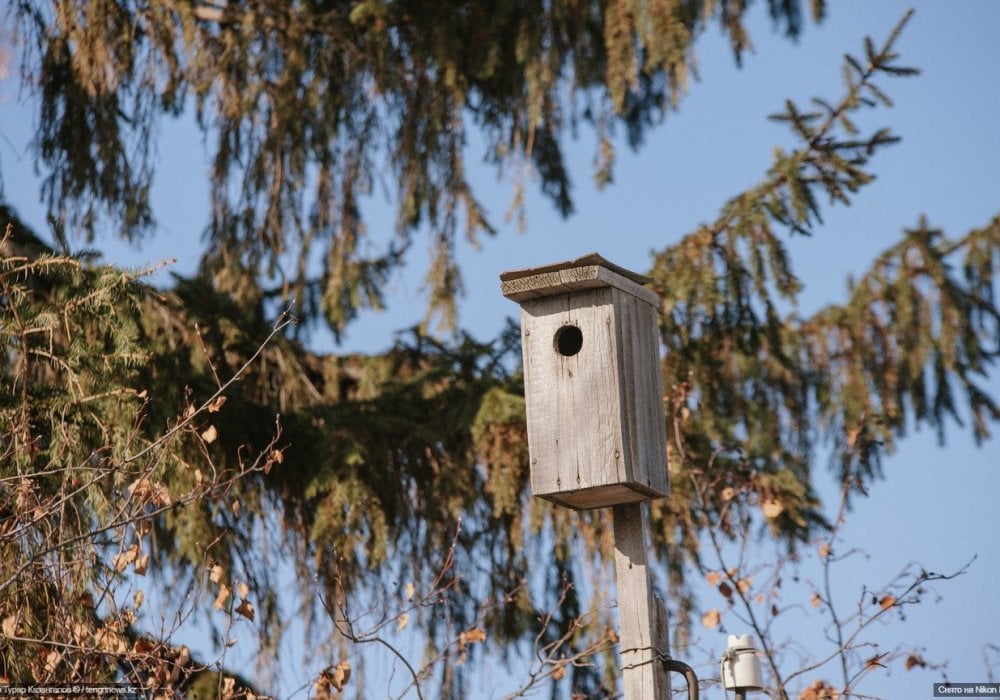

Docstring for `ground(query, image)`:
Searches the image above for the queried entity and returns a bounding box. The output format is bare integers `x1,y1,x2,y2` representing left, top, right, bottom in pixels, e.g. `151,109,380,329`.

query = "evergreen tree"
1,1,997,696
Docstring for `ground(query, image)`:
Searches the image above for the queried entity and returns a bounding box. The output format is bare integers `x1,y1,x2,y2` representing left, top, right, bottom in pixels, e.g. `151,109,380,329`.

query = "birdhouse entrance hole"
555,325,583,356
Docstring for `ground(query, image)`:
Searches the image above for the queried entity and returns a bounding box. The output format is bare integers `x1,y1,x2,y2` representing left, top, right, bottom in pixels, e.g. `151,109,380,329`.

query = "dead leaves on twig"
800,679,840,700
315,661,352,697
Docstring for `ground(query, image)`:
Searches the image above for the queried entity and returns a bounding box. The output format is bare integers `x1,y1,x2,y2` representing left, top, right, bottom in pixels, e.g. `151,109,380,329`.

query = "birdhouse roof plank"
500,253,658,305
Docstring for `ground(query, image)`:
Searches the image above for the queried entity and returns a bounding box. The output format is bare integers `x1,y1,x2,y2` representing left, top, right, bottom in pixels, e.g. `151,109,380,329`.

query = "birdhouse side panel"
612,288,669,497
520,288,627,499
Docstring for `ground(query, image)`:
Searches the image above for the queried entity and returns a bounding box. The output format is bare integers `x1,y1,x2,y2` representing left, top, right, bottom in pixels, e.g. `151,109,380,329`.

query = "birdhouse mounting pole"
612,502,670,699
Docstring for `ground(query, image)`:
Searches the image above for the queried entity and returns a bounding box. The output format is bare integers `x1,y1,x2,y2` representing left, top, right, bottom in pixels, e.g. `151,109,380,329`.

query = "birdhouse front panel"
502,254,668,509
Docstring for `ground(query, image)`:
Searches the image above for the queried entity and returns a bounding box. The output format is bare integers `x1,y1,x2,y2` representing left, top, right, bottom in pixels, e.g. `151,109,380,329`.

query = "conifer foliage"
1,2,998,697
11,0,824,334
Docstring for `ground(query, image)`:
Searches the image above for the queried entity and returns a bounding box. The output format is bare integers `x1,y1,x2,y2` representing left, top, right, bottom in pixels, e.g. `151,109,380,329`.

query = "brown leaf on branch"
207,396,227,412
800,679,840,700
865,653,887,669
113,545,139,574
905,654,926,670
330,661,351,691
134,553,149,576
214,584,230,609
879,595,896,610
460,627,487,645
201,424,218,444
235,599,255,622
702,609,721,629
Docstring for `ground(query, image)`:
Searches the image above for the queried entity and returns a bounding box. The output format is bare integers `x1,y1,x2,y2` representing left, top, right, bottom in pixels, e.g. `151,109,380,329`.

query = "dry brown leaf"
237,581,250,599
799,679,840,700
71,623,88,644
133,638,157,655
136,389,148,399
756,593,765,605
551,663,567,681
235,599,255,622
183,404,196,419
819,542,831,559
231,498,241,517
397,612,409,632
720,486,736,502
904,654,926,671
737,577,753,594
2,615,17,637
701,609,721,629
209,564,225,583
879,595,896,611
761,498,785,519
207,396,227,413
214,584,230,610
201,425,218,444
810,593,822,608
134,590,145,609
463,627,487,644
95,627,127,654
134,553,149,576
44,650,61,674
113,545,139,574
404,581,416,601
331,661,351,691
865,653,887,670
718,581,733,599
221,676,236,699
705,571,721,586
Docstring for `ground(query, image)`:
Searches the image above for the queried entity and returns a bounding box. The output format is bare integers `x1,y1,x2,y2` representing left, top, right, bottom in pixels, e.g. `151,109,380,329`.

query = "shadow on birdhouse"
501,253,669,509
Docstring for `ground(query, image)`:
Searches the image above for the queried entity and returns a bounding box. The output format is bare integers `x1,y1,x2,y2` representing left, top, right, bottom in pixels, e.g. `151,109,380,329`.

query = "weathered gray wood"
613,287,669,497
613,503,669,700
500,251,654,286
520,288,626,504
501,254,668,509
517,283,668,509
501,262,660,307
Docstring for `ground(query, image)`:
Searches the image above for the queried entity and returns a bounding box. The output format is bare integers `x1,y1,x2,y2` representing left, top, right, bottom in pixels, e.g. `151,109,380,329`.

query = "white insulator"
721,633,765,691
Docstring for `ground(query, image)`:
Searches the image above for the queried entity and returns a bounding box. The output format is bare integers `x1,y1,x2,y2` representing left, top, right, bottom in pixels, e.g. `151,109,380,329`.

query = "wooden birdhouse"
500,253,669,509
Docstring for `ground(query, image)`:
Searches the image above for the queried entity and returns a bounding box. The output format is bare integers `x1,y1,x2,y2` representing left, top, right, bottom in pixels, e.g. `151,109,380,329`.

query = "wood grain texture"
500,251,653,285
612,503,669,700
502,264,659,306
518,285,667,508
521,288,625,500
613,287,669,497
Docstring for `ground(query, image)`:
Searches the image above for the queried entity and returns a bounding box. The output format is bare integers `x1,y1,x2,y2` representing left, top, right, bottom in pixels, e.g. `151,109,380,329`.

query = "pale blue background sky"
1,1,998,697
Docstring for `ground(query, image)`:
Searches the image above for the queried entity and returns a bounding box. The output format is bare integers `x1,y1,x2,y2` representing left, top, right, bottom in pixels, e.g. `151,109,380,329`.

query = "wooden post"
612,502,669,699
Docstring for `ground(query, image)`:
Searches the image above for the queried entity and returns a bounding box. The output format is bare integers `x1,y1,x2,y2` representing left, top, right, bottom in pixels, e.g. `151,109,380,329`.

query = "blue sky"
1,1,998,697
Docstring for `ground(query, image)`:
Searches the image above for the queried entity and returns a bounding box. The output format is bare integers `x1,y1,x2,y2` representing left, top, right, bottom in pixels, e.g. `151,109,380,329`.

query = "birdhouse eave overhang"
500,252,659,306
